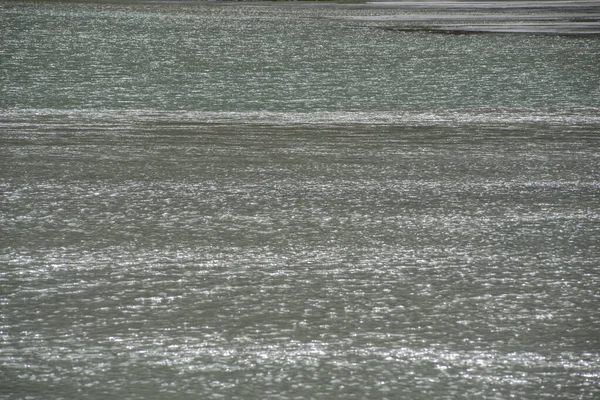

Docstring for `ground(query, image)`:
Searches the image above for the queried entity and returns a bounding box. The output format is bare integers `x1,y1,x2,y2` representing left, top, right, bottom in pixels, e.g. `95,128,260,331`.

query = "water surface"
1,1,600,399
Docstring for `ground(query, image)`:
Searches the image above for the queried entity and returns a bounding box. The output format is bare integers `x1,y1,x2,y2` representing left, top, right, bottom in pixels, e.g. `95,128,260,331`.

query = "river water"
1,1,600,399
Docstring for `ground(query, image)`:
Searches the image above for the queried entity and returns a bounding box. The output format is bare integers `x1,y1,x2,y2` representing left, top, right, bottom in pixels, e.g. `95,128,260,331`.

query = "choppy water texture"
1,1,600,399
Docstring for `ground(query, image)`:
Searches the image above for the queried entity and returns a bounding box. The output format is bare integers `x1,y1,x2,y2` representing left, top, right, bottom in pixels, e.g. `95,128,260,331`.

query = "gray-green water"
1,1,600,399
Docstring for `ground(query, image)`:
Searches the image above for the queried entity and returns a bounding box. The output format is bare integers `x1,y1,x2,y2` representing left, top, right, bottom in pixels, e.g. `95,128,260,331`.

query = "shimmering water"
1,1,600,399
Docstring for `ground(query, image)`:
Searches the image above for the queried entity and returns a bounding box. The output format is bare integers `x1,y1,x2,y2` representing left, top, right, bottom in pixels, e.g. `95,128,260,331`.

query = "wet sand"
338,0,600,35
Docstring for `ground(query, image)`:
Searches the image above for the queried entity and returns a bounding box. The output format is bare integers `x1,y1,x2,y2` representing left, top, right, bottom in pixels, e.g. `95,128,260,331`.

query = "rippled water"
1,1,600,399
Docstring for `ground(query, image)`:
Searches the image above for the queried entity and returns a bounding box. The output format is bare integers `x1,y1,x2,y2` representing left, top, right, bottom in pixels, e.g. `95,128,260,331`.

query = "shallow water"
1,1,600,399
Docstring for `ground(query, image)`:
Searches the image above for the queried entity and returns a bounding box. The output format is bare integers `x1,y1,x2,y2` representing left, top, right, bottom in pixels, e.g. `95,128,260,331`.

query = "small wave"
1,108,598,128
